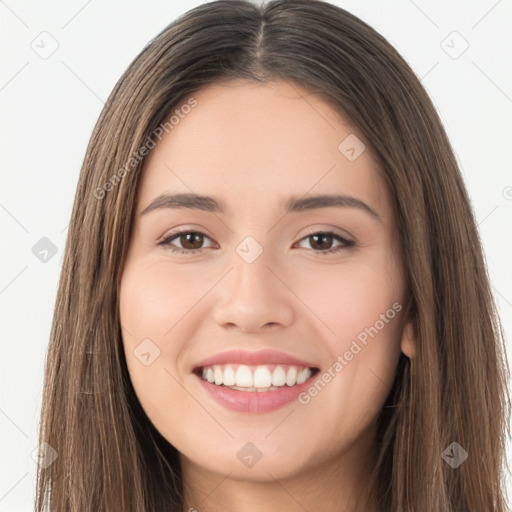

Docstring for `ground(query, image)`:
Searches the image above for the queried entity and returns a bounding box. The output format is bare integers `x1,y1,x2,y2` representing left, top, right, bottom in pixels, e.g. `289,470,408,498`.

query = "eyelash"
157,228,355,256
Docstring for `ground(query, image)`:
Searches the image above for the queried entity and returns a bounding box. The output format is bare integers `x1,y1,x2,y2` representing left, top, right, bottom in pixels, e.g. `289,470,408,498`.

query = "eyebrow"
140,193,381,221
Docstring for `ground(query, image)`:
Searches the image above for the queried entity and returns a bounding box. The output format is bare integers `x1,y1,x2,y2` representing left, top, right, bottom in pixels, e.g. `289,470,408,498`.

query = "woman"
35,1,510,510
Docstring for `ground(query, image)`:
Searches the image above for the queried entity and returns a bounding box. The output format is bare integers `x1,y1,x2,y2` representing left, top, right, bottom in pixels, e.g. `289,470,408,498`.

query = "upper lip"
193,349,319,371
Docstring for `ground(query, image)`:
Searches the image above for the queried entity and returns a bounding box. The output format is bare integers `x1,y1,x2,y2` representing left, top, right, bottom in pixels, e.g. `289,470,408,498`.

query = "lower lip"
194,372,317,413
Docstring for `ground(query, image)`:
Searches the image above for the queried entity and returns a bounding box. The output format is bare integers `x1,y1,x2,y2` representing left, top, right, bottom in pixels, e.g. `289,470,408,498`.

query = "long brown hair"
35,1,511,510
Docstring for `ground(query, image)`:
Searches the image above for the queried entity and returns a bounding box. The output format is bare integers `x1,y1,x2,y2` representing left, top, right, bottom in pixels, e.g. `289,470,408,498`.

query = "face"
119,80,413,486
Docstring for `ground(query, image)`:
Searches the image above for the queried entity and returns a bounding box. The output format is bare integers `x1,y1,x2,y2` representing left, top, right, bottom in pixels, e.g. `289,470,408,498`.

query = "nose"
212,252,295,333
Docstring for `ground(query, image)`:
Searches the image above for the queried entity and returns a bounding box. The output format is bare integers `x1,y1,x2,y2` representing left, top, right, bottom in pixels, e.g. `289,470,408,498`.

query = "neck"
180,424,380,512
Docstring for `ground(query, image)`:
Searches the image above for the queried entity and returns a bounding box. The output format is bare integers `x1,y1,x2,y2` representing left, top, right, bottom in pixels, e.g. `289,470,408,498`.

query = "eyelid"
158,225,354,243
157,225,214,243
300,225,354,243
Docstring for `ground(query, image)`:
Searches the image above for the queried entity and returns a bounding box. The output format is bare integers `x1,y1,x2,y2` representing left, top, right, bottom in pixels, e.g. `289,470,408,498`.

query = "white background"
1,1,511,509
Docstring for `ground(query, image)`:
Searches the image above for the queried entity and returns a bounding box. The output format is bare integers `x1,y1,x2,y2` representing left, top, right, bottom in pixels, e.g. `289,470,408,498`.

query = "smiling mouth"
193,364,320,392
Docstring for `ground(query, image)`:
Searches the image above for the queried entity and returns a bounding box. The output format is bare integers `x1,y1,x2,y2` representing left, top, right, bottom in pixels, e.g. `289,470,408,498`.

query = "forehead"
136,80,390,221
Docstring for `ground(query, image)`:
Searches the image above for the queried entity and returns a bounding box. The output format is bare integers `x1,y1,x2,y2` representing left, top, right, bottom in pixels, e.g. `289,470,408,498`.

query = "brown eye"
158,229,354,256
176,232,205,250
308,233,335,251
159,230,215,253
296,231,355,254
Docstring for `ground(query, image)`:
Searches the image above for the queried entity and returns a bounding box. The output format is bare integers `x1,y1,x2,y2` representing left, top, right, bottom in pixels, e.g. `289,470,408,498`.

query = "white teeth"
271,366,286,386
253,366,272,387
235,365,253,387
223,365,236,386
201,364,313,390
229,385,280,392
286,366,298,386
214,366,223,385
296,368,310,385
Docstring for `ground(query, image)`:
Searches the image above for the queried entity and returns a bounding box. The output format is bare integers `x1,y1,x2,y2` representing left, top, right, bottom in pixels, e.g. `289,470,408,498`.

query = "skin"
118,79,415,512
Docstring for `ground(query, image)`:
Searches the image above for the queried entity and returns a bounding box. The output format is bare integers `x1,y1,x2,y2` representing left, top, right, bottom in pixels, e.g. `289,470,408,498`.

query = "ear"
400,320,416,359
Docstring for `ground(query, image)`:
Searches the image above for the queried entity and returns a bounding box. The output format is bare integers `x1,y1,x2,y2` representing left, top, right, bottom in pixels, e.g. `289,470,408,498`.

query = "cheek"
293,259,404,418
297,258,403,347
118,262,200,437
119,260,208,341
